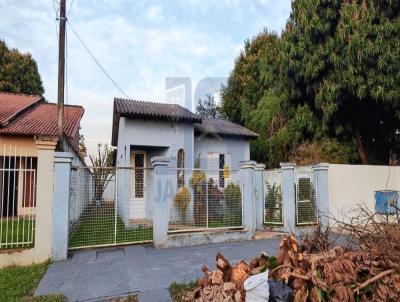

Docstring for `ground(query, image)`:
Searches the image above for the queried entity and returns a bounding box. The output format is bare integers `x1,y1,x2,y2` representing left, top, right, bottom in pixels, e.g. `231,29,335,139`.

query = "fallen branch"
269,264,295,276
289,272,311,281
353,269,395,293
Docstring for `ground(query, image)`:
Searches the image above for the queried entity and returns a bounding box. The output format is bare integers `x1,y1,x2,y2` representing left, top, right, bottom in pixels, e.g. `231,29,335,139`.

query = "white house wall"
194,135,250,172
116,117,195,223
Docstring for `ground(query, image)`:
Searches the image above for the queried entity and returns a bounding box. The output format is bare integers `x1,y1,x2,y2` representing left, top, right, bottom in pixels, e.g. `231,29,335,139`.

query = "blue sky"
0,0,291,155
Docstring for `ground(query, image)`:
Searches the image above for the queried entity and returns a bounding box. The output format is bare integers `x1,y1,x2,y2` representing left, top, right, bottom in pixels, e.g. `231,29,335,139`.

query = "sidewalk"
35,237,282,301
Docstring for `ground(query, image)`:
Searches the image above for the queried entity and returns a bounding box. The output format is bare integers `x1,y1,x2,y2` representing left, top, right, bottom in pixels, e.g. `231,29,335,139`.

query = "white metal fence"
264,169,283,225
295,167,318,225
68,166,153,250
168,168,243,233
0,145,36,249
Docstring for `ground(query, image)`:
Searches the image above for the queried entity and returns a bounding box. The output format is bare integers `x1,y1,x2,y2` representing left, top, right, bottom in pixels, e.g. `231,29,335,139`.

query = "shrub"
207,178,224,222
190,158,207,226
174,186,190,222
223,183,242,226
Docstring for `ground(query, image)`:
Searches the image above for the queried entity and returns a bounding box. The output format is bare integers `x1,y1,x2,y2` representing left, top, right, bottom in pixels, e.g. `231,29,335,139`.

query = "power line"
67,0,74,16
66,20,130,99
52,0,59,40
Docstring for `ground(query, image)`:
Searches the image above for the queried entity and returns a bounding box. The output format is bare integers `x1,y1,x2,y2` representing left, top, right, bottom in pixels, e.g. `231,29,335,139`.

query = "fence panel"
0,145,36,249
68,166,153,250
295,167,318,225
264,169,283,225
168,168,243,233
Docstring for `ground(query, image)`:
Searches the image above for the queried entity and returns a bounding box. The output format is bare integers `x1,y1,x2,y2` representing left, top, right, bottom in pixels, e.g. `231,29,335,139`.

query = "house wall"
194,135,250,171
115,117,194,168
328,164,400,221
0,135,37,156
115,117,195,223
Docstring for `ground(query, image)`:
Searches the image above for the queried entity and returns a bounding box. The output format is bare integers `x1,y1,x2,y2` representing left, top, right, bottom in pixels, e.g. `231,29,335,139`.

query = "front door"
130,151,146,219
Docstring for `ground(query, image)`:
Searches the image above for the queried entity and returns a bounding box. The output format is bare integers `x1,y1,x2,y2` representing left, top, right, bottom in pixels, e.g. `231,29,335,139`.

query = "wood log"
223,282,237,293
216,252,233,282
212,269,224,285
216,252,231,271
230,261,250,289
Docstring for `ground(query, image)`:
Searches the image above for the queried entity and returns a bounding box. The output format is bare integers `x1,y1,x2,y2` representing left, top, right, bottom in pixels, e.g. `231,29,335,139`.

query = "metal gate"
264,169,283,225
295,167,318,225
1,145,37,249
68,166,153,250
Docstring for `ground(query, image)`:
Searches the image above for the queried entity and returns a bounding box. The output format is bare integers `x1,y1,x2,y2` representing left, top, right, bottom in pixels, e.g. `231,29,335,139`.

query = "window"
219,154,225,188
177,149,185,188
207,152,231,188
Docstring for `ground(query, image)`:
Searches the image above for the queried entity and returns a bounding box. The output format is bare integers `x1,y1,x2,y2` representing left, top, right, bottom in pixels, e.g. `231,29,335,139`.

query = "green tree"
221,0,400,167
0,40,44,95
195,94,221,118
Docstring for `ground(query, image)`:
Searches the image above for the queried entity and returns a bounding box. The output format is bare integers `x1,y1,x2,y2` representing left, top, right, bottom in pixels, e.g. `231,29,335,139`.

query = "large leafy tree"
221,0,400,168
0,40,44,95
195,94,221,118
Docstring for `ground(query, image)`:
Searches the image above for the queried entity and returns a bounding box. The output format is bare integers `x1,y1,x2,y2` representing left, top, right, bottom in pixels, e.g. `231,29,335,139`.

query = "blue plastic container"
374,190,400,215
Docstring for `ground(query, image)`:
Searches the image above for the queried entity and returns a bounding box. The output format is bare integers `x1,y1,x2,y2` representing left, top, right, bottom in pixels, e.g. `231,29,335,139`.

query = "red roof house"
0,91,84,153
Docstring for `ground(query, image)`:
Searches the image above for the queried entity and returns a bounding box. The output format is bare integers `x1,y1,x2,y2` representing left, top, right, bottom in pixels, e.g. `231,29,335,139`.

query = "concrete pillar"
34,137,57,263
280,162,296,232
313,163,330,229
52,152,73,261
254,164,265,230
240,161,256,236
151,156,170,248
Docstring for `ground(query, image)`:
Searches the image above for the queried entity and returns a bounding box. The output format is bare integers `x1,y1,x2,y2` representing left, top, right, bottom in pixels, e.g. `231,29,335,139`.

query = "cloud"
0,0,291,159
146,4,164,22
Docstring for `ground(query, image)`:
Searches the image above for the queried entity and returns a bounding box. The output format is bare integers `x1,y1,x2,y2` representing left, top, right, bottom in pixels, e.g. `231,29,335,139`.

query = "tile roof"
114,98,201,123
0,92,42,126
194,117,259,139
111,98,258,145
0,92,84,139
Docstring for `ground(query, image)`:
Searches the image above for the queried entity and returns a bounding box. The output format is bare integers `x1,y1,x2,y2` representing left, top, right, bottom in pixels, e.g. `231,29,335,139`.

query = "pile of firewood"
184,231,400,302
184,251,271,302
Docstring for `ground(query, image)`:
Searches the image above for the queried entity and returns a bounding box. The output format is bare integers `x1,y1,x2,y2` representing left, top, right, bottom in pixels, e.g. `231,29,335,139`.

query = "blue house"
111,98,258,225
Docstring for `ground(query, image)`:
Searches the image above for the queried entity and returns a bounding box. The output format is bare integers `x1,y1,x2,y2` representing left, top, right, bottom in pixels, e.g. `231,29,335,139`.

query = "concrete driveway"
35,237,282,301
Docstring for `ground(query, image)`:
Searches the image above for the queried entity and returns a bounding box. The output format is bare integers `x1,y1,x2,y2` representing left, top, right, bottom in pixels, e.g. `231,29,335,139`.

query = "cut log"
230,261,250,289
216,252,233,282
216,252,231,270
223,282,237,293
212,269,224,285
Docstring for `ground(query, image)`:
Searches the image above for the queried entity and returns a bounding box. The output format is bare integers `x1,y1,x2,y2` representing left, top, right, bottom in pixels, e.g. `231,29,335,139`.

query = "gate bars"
168,168,243,233
68,166,153,250
0,145,36,249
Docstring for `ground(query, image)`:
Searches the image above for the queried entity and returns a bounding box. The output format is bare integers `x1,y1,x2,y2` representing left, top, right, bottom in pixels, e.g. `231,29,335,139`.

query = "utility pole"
57,0,66,151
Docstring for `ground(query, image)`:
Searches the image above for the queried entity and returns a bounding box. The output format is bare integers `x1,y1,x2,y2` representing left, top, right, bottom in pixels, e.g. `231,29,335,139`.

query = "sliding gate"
68,166,153,250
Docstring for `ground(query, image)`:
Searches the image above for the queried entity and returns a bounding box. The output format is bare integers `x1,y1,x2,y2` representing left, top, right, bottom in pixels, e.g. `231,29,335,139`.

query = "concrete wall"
328,164,400,220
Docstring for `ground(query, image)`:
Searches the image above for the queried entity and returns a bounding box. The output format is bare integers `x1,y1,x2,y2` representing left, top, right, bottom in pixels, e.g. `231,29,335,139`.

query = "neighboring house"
0,91,84,219
111,98,258,224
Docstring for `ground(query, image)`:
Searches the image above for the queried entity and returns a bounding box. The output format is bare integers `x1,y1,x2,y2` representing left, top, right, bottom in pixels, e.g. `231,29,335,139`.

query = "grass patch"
0,261,66,302
208,220,241,228
0,218,35,249
69,205,152,248
170,280,198,302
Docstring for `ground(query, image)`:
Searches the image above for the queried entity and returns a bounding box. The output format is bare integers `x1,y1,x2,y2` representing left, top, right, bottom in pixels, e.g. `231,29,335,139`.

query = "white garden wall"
328,164,400,220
